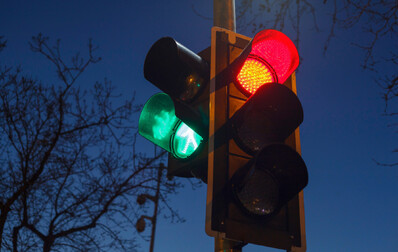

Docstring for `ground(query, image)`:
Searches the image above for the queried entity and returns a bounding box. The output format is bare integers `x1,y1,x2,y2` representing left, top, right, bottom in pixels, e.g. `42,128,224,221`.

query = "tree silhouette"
0,34,170,251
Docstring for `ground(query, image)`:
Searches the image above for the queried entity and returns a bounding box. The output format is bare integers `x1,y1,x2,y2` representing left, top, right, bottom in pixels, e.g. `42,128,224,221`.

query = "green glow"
139,93,177,154
173,122,203,159
153,110,177,140
139,93,203,159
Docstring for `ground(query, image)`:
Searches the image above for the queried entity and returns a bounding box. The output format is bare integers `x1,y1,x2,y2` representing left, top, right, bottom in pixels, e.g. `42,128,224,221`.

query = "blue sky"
1,0,397,251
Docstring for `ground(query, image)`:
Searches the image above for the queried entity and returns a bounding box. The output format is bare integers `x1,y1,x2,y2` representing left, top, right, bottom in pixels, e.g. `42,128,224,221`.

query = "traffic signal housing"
230,83,307,218
206,27,307,250
139,37,211,180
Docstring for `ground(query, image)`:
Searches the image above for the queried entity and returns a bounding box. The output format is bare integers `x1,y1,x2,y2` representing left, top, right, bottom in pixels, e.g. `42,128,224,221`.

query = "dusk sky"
1,0,397,251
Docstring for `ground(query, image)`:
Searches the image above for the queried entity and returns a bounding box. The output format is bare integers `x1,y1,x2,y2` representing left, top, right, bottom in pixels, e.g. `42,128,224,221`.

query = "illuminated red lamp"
236,29,299,95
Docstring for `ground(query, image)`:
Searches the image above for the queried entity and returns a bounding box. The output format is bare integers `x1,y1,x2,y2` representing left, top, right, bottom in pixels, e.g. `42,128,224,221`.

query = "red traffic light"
236,30,299,95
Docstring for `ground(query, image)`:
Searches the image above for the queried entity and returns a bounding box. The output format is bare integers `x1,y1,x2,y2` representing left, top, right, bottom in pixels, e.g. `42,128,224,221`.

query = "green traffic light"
173,122,202,159
139,93,203,159
153,110,178,140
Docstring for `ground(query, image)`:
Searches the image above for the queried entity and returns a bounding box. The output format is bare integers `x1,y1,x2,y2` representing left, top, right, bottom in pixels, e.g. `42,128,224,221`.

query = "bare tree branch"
0,34,176,251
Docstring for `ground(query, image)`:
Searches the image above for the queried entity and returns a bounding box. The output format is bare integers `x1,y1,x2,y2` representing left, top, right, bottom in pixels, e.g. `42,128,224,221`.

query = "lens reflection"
235,169,279,216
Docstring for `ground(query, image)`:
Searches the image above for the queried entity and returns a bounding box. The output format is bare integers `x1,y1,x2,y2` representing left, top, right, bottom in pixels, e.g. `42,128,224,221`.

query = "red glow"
237,30,299,95
237,57,275,94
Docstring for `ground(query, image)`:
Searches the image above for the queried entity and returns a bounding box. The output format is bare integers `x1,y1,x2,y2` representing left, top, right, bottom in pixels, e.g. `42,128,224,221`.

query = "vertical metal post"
213,1,239,251
215,235,245,252
213,0,236,32
149,163,164,252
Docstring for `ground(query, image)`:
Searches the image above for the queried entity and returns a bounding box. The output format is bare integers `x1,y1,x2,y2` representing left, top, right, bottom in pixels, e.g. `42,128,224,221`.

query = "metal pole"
215,236,244,252
149,163,164,252
213,0,236,32
213,1,240,251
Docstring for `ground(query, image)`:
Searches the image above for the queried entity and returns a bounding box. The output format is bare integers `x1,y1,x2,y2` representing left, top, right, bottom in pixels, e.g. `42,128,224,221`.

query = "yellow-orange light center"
237,58,274,94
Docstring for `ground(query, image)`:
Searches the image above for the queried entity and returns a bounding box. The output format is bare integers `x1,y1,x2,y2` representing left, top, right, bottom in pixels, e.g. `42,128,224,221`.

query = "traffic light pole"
213,0,236,32
213,1,242,251
215,236,245,252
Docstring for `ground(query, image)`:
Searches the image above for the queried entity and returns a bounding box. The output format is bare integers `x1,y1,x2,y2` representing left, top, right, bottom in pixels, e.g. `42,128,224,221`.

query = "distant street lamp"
136,163,165,252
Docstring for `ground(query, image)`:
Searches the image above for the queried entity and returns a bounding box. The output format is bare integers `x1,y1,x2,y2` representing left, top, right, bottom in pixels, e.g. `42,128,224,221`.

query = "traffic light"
139,37,210,180
138,93,203,159
206,27,308,250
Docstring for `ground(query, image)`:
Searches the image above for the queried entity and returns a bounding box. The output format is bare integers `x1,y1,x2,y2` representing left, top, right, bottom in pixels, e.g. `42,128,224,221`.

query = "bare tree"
0,34,168,251
331,0,398,165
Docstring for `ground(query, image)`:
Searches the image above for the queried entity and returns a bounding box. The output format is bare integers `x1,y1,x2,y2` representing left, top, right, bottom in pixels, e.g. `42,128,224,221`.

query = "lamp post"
136,163,165,252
